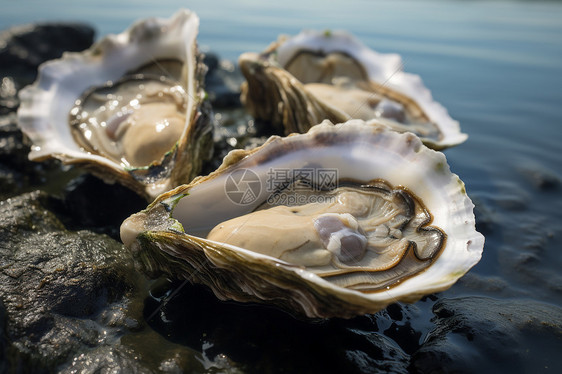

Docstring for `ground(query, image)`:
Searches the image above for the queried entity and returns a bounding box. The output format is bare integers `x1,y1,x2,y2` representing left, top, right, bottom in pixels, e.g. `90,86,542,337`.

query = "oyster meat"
207,180,445,291
240,30,467,150
17,9,212,200
121,119,483,319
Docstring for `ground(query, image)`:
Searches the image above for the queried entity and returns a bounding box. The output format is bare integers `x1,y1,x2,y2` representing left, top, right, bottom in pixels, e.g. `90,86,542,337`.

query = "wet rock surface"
204,53,245,108
411,297,562,374
0,114,62,200
1,21,561,373
51,174,147,241
59,345,153,374
0,23,95,86
0,192,144,372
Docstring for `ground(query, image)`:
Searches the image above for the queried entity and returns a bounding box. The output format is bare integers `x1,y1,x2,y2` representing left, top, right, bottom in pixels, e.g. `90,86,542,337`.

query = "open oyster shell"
240,30,467,150
121,119,483,319
17,10,212,200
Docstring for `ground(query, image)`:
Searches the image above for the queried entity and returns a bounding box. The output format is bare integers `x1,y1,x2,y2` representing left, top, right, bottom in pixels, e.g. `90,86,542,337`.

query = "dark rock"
60,345,153,374
202,107,254,175
0,191,144,372
0,114,25,157
410,297,562,374
50,174,147,240
200,54,282,177
0,113,65,200
0,23,95,86
0,77,20,115
0,300,7,373
204,54,245,108
203,53,219,73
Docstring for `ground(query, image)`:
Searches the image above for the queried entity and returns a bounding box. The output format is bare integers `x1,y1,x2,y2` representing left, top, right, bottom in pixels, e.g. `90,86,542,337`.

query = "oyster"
239,30,466,150
17,10,212,200
120,119,483,319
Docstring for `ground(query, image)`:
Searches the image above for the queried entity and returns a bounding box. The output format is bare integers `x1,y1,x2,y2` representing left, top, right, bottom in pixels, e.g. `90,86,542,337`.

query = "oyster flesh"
240,30,467,150
17,9,212,200
121,119,483,319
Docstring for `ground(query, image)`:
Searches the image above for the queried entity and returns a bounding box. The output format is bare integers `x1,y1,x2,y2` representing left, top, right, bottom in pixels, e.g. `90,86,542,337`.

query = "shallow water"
3,0,562,372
